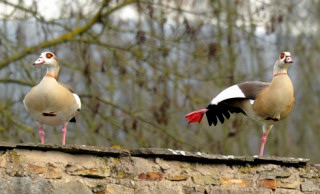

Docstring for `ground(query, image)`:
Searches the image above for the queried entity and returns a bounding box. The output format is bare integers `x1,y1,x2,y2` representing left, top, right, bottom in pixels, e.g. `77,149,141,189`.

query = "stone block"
66,164,110,178
301,180,319,192
259,169,291,180
52,180,92,194
45,163,63,179
149,184,179,194
0,153,7,168
0,176,52,194
99,184,134,194
167,174,189,181
192,174,220,186
276,178,300,189
220,178,251,187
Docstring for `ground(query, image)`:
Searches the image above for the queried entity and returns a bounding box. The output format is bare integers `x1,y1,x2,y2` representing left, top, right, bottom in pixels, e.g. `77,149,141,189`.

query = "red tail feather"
185,109,208,124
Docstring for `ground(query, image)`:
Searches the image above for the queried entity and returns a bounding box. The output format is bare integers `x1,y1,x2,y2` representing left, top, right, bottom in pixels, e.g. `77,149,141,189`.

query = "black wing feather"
205,100,246,126
216,111,225,124
221,108,231,119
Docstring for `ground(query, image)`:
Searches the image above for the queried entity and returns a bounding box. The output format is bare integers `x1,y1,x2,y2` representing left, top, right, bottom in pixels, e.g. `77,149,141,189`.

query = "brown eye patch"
46,53,53,59
280,52,285,59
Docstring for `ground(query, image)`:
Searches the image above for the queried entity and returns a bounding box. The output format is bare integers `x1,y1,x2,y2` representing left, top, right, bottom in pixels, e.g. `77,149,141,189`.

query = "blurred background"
0,0,319,162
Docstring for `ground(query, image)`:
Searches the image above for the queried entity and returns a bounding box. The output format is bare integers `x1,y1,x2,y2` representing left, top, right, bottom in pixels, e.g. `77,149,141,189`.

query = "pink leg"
259,132,268,156
39,125,45,144
62,124,67,145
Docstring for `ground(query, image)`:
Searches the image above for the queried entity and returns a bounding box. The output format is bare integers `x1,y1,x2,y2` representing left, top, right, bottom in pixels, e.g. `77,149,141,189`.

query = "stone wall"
0,143,318,193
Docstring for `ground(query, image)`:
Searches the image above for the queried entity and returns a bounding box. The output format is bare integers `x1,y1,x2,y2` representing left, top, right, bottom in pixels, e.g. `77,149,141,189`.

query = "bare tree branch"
0,0,137,70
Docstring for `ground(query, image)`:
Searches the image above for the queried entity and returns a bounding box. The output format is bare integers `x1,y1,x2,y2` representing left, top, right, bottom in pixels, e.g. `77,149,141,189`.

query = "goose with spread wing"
186,52,295,156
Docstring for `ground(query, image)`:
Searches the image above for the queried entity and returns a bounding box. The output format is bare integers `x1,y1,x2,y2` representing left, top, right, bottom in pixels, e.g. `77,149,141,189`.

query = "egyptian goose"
23,52,81,145
186,52,294,156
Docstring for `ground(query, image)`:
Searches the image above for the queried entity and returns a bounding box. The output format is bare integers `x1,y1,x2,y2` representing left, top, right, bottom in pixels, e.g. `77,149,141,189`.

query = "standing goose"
23,52,81,145
186,52,295,156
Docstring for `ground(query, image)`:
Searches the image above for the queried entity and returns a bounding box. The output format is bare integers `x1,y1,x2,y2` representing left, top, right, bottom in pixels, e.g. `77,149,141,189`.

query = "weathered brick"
27,163,46,174
138,172,163,181
257,179,276,190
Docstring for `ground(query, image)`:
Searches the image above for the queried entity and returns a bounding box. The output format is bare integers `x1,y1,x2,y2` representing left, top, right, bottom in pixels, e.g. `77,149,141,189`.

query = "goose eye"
46,53,53,59
280,52,285,59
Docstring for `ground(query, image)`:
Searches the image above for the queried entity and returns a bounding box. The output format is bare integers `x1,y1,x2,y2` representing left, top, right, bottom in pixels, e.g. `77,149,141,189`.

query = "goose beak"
285,56,293,63
33,57,45,65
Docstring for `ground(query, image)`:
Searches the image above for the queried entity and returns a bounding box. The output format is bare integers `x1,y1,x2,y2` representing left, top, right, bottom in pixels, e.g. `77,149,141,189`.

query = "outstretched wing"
206,81,270,126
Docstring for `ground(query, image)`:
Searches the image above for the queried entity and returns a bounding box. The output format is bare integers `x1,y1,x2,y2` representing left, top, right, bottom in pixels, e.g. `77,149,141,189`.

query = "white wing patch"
73,93,81,110
210,85,245,105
